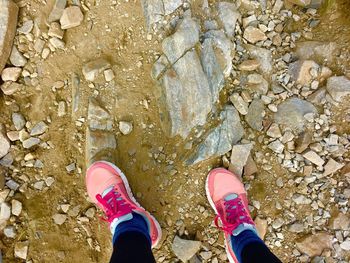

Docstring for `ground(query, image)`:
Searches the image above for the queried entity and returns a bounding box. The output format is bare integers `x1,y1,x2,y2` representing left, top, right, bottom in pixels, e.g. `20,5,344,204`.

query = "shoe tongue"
224,193,238,201
102,186,114,198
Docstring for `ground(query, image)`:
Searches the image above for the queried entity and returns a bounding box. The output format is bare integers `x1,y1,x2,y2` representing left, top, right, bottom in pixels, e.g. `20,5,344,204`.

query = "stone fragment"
288,0,311,7
254,217,267,240
289,222,304,233
30,121,48,136
245,44,273,75
296,41,338,64
11,199,22,216
238,59,260,71
187,106,244,165
1,81,21,95
33,180,44,190
274,98,317,133
308,88,326,104
58,101,66,117
119,121,133,135
292,194,312,205
0,202,11,222
14,241,28,260
162,17,199,64
4,226,16,238
245,99,264,131
9,46,27,67
18,20,33,34
268,140,284,154
52,214,67,225
323,158,344,176
288,60,319,86
22,137,41,149
303,150,325,167
104,69,115,82
229,143,253,176
243,26,267,44
141,0,164,30
60,6,84,29
49,37,65,49
163,0,182,15
273,0,284,13
82,58,111,82
0,0,19,72
172,236,201,262
1,67,21,81
230,93,248,115
340,240,350,251
296,233,332,258
0,125,10,159
88,98,113,131
246,73,269,94
267,123,282,138
295,131,313,153
48,0,67,22
326,76,350,102
244,154,258,176
48,22,64,39
330,213,350,230
217,2,241,37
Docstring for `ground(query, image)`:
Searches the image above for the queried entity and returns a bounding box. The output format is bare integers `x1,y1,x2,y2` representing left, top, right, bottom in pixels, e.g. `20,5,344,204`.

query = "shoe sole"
205,168,238,263
91,161,162,248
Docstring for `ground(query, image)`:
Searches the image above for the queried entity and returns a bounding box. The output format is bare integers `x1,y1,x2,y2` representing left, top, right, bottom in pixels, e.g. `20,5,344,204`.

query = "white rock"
243,26,267,44
52,214,67,225
267,123,282,138
22,137,41,149
230,93,248,115
9,46,27,67
60,6,84,29
0,202,11,222
340,240,350,251
303,150,325,166
172,236,201,262
4,225,16,238
104,69,115,82
268,140,284,154
11,199,22,216
1,67,21,81
82,58,111,82
230,143,253,176
323,158,344,176
119,121,133,135
14,241,28,260
0,126,10,159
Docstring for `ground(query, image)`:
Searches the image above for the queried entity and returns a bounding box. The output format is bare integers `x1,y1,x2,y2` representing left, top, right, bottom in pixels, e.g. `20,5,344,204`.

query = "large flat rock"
0,0,19,73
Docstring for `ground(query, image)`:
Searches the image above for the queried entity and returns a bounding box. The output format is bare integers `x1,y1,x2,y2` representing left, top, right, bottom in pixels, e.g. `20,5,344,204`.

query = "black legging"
110,231,282,263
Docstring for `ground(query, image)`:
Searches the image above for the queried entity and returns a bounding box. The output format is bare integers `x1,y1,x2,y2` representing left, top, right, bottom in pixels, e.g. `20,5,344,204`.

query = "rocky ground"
0,0,350,262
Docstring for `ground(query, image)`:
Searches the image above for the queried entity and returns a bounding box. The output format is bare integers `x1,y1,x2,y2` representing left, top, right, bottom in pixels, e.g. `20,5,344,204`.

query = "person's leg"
206,168,282,263
85,161,161,262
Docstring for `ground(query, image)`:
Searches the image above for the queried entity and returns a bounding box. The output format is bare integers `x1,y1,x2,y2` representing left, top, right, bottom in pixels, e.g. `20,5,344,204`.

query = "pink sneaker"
86,161,162,248
206,168,256,263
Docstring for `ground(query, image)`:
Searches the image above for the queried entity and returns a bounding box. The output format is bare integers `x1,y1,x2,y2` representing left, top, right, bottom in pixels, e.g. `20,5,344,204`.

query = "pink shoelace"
214,196,254,234
96,189,133,223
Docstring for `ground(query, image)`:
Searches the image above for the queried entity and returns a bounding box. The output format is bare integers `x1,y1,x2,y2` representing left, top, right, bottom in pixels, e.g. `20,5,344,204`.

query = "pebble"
33,180,45,190
267,123,282,138
48,22,64,39
340,240,350,251
11,199,22,216
268,140,284,154
0,126,10,159
104,69,115,82
17,20,34,34
4,226,16,238
45,177,55,186
230,93,249,115
119,121,133,135
0,202,11,222
22,137,41,149
172,236,201,262
82,58,111,82
9,46,27,67
30,121,48,136
52,214,67,225
238,59,260,71
1,67,22,81
12,113,26,130
66,163,76,173
303,150,325,167
14,242,28,260
60,6,84,29
243,26,267,44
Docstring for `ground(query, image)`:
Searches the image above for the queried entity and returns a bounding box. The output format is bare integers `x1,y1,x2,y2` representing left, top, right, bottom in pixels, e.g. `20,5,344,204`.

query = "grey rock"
5,179,19,190
309,0,325,8
340,240,350,251
162,17,199,64
245,44,273,75
267,123,282,138
326,76,350,102
4,226,16,238
22,137,41,149
151,54,169,80
52,214,67,225
187,106,244,165
82,58,111,82
296,41,338,64
245,99,264,131
217,2,241,37
141,0,164,30
0,202,11,222
246,73,269,94
0,125,10,159
30,121,48,136
230,93,248,115
119,121,133,135
288,60,319,86
289,222,304,233
308,88,326,104
292,194,312,205
295,131,313,153
65,163,76,173
14,241,28,260
274,98,317,133
158,50,211,138
163,0,183,15
12,113,25,131
33,180,45,190
172,236,201,262
48,0,67,22
230,143,253,176
9,45,27,67
49,37,65,49
17,20,33,34
0,153,13,167
87,98,113,131
0,0,19,72
268,140,284,154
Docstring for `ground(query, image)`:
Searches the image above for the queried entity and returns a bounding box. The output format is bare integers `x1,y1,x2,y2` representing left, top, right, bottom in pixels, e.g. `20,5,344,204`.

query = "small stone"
33,180,45,190
288,0,311,7
85,207,95,218
48,0,67,22
340,240,350,251
267,123,282,138
12,113,25,131
229,143,253,176
172,236,201,262
244,155,258,176
22,137,41,149
296,233,332,257
288,60,319,86
9,46,27,67
14,241,29,260
272,218,284,229
1,81,21,95
254,217,268,239
303,150,325,167
66,163,76,173
0,202,11,222
243,26,267,44
60,6,84,30
119,121,133,135
48,22,64,39
11,199,22,216
289,222,304,233
58,101,66,117
230,93,249,115
7,131,19,141
18,20,34,34
268,140,284,154
323,158,344,176
245,99,264,131
52,214,67,225
49,37,65,49
217,2,240,37
30,121,48,136
0,126,10,159
1,67,21,81
292,194,312,205
45,177,55,187
4,226,16,238
326,76,350,102
104,69,115,82
82,58,111,82
295,131,313,153
238,59,260,71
